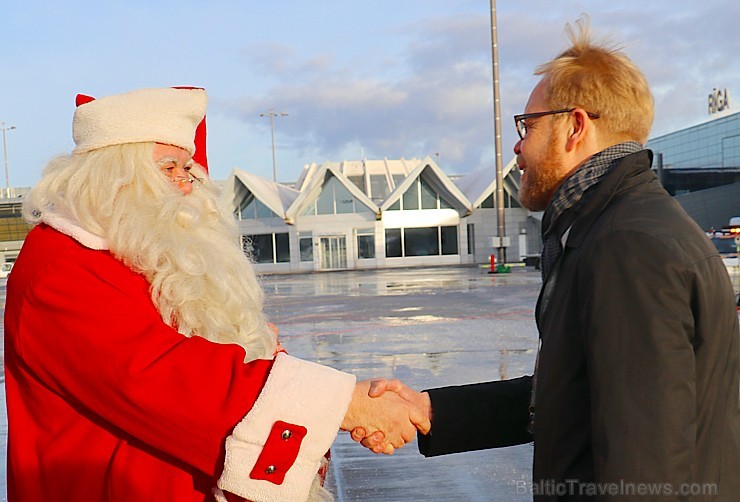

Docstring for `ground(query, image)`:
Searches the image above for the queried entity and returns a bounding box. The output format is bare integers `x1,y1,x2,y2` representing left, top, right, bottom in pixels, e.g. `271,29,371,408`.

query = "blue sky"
2,0,739,187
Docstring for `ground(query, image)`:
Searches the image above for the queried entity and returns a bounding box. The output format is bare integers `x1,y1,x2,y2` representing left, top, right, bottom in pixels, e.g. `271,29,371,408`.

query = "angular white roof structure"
226,156,523,225
455,157,520,208
225,168,300,220
286,165,380,221
379,156,472,214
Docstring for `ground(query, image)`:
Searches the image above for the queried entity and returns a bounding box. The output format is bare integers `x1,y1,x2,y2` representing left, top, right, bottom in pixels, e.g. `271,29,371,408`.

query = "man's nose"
513,139,522,155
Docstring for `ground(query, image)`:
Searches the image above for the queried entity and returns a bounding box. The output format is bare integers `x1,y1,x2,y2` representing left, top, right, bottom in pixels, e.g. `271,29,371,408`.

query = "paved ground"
1,264,738,501
259,266,542,501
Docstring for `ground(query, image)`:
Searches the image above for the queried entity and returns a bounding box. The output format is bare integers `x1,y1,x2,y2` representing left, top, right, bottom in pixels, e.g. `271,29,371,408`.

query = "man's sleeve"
417,376,533,457
15,252,355,501
577,230,697,487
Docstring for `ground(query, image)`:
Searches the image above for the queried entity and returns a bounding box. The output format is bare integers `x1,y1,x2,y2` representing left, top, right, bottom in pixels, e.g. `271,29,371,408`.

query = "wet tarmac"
1,264,738,501
259,265,541,501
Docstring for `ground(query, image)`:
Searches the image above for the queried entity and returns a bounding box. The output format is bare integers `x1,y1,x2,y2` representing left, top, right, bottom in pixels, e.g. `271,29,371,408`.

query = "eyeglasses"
172,174,203,185
514,108,600,139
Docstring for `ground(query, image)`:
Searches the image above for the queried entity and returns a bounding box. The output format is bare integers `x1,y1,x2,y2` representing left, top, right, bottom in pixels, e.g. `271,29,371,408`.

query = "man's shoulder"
577,183,716,263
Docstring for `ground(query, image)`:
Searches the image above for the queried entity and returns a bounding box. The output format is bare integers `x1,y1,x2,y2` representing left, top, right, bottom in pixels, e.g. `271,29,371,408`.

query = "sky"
2,0,739,188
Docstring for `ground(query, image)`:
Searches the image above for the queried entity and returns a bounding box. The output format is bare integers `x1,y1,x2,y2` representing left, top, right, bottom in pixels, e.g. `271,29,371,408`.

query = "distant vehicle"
0,262,13,279
710,236,738,270
708,217,740,273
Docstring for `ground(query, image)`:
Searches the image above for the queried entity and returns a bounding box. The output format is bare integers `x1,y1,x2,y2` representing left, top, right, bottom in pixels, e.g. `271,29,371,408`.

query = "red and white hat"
72,87,208,171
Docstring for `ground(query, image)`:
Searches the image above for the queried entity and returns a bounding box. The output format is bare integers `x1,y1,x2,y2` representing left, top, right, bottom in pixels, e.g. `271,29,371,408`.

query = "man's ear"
564,109,591,152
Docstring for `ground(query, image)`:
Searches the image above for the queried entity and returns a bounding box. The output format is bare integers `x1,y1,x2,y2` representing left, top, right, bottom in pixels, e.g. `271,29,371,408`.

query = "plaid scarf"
540,141,643,279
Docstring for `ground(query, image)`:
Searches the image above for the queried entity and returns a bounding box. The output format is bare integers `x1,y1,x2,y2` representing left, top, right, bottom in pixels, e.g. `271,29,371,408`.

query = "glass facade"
384,226,458,257
242,233,290,264
385,228,402,257
647,111,740,169
299,232,313,262
477,190,521,209
389,175,455,211
467,224,475,255
369,174,389,202
302,176,372,216
356,229,375,259
237,195,277,220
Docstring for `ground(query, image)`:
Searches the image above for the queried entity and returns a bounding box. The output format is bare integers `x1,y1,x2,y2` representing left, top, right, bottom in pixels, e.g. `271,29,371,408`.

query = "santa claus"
4,87,429,501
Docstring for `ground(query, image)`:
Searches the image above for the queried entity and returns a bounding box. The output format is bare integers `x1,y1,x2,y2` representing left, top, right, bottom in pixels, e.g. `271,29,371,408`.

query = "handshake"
340,379,431,454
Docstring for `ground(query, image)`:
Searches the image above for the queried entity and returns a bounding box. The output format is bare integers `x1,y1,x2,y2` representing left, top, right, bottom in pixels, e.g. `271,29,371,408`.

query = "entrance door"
319,236,347,270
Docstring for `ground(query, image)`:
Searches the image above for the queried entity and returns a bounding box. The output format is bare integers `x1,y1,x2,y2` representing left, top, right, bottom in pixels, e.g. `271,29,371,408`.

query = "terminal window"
384,226,459,257
242,233,290,264
0,203,31,242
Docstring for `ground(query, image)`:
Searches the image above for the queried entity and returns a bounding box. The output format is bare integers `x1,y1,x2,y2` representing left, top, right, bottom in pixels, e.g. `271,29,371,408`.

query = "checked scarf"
540,141,643,280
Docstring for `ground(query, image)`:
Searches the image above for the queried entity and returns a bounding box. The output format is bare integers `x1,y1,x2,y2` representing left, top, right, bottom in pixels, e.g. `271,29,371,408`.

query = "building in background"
224,157,531,273
648,109,740,195
647,92,740,231
0,188,32,265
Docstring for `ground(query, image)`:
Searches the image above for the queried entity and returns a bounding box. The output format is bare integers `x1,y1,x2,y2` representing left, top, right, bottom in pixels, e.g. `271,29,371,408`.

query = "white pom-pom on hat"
72,87,207,157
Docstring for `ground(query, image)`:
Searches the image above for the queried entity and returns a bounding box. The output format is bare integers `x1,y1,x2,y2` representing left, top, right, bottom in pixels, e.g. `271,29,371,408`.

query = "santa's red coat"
4,223,355,501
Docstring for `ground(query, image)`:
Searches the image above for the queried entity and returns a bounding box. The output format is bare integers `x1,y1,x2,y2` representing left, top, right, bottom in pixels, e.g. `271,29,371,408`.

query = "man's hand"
349,379,432,454
341,379,431,455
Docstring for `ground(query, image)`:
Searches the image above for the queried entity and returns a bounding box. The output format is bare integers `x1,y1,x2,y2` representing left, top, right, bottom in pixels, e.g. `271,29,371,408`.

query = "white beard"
106,177,277,362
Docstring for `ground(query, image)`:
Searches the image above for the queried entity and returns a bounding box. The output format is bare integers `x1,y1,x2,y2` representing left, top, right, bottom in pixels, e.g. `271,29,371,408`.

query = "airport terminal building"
224,156,536,274
646,99,740,231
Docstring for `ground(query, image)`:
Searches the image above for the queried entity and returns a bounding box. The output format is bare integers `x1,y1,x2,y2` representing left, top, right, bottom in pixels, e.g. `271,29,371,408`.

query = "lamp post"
489,0,507,267
259,109,288,182
1,122,17,198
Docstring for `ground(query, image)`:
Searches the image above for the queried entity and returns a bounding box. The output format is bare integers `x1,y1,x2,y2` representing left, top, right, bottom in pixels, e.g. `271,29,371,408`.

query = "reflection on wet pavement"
260,266,542,501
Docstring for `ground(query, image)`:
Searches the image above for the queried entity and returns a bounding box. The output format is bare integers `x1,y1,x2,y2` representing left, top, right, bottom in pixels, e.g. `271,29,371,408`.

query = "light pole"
1,122,17,198
489,0,507,267
259,109,288,182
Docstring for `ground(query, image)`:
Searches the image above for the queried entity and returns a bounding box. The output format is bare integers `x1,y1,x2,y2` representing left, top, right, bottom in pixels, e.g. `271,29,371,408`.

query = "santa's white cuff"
218,353,355,501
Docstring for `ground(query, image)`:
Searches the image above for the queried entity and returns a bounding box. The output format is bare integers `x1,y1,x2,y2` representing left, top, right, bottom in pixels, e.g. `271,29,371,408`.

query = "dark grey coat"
419,150,739,500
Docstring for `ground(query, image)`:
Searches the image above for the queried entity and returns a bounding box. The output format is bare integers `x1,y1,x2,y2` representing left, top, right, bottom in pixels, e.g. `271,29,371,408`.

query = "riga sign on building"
708,87,730,114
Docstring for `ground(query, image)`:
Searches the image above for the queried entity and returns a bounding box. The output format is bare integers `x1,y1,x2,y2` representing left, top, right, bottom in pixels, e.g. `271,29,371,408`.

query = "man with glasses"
357,17,739,499
5,87,430,501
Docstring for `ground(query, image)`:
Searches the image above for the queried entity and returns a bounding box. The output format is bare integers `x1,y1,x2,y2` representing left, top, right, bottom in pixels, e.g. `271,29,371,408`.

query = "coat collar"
41,209,109,250
564,149,655,249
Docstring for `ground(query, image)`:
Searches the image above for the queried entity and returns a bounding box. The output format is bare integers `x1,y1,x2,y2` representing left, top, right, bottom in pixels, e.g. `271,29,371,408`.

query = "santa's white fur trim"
41,210,108,250
73,88,206,155
218,353,355,501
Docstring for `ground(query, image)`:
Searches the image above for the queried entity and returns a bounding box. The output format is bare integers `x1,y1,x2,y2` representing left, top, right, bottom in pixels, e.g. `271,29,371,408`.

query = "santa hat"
72,87,209,173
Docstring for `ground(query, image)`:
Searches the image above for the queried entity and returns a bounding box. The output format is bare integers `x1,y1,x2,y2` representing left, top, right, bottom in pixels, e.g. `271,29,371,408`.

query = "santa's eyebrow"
156,156,193,169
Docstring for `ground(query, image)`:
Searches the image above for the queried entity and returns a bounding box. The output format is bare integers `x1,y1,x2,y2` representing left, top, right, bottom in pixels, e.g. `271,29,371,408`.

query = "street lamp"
259,109,288,182
489,0,508,268
1,122,17,198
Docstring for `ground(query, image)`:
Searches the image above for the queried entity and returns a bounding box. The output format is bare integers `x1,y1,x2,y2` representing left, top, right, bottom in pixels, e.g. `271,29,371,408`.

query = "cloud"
221,12,508,173
215,1,740,177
